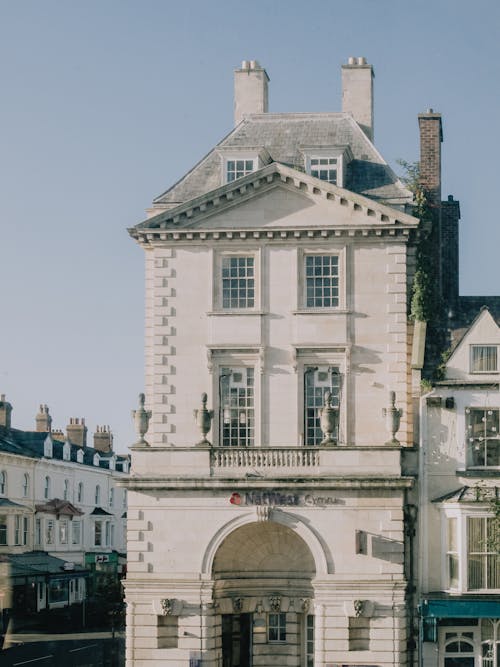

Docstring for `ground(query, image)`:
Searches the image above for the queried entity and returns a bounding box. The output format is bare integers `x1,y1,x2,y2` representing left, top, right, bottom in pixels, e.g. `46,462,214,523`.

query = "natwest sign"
229,491,340,507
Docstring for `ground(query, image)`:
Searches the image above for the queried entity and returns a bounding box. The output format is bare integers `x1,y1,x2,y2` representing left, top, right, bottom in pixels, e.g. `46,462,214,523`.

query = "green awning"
422,599,500,618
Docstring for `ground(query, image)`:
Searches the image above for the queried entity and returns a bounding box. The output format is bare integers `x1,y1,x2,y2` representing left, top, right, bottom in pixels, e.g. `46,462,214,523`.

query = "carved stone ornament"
269,595,281,612
232,597,243,613
255,600,264,614
301,597,311,613
354,599,364,617
319,391,338,446
256,505,271,522
131,393,152,447
193,393,214,446
382,390,403,445
160,598,174,616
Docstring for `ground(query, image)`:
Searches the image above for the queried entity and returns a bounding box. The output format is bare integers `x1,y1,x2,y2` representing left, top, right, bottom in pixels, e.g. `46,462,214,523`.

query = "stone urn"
193,393,214,446
319,391,338,445
382,390,402,445
131,393,152,447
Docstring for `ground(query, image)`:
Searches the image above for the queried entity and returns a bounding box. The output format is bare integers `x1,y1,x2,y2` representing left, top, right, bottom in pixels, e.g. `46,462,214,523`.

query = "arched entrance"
212,520,316,667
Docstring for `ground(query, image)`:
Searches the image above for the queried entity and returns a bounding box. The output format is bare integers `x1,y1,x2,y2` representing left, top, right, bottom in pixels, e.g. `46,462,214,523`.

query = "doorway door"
222,613,252,667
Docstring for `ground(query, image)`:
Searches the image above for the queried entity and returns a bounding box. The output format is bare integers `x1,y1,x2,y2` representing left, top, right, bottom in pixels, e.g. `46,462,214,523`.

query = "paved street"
0,630,124,667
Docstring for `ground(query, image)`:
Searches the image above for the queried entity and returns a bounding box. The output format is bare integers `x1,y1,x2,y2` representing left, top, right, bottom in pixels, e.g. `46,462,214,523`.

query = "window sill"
293,308,349,315
207,310,266,317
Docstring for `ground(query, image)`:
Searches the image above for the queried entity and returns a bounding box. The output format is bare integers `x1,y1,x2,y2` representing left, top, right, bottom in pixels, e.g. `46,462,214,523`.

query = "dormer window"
470,345,498,373
302,146,352,188
310,157,337,184
226,159,254,182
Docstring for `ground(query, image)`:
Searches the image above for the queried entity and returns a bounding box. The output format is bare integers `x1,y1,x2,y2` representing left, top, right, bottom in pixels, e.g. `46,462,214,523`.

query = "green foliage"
488,495,500,554
397,159,439,324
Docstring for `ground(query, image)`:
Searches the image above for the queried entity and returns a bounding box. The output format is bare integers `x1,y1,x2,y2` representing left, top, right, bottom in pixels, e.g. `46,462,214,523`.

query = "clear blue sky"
1,0,499,452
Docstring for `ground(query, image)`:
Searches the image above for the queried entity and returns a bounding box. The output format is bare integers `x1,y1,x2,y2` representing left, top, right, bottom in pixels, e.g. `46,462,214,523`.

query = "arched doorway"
212,520,316,667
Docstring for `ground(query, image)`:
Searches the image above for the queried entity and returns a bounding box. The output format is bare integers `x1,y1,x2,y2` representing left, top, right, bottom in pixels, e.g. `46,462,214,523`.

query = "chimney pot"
67,417,87,447
348,56,355,65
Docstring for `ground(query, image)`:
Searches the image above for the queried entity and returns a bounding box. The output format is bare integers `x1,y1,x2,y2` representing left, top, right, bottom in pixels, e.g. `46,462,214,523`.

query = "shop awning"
421,599,500,618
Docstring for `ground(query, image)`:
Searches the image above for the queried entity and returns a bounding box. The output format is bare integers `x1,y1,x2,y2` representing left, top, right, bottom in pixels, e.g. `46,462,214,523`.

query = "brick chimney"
93,425,113,453
36,404,52,432
66,417,87,447
234,60,269,126
342,56,374,141
0,395,12,429
418,109,442,207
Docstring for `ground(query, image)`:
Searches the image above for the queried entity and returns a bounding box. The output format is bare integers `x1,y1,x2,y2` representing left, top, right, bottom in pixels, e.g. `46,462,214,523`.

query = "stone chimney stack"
0,395,12,429
418,109,443,207
36,404,52,432
342,56,374,141
234,60,269,126
66,417,87,447
93,425,113,453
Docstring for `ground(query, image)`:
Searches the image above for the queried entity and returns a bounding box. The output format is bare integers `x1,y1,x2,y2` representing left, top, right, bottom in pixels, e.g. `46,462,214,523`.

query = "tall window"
94,521,103,547
22,473,29,497
22,517,28,545
268,612,286,642
471,345,498,373
44,476,51,499
468,517,500,590
63,479,69,501
95,485,101,505
221,256,254,309
0,515,7,545
305,255,339,308
77,482,83,503
35,518,41,545
0,471,6,495
226,159,254,182
59,520,68,544
304,366,341,445
14,516,21,545
447,517,459,589
72,520,81,545
306,615,314,667
46,519,54,545
466,408,499,467
220,367,255,447
310,157,337,184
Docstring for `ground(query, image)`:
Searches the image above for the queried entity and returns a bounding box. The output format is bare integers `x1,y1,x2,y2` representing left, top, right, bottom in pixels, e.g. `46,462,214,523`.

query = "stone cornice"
122,476,414,491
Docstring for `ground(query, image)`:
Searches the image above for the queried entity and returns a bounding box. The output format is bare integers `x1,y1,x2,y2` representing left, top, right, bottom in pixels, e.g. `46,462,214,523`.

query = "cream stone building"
125,58,421,666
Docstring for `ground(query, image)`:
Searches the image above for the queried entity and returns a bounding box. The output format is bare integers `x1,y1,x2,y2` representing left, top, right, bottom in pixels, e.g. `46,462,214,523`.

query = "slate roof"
151,113,412,212
0,426,129,472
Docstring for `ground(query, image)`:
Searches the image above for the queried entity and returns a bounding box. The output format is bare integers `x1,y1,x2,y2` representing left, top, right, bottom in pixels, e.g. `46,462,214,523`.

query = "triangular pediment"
131,163,418,239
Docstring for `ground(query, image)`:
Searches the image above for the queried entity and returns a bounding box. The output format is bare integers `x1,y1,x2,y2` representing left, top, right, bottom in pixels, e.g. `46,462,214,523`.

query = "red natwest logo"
229,492,242,505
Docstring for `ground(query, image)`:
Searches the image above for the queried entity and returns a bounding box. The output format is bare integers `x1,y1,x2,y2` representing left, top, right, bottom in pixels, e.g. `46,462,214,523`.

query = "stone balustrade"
211,447,320,469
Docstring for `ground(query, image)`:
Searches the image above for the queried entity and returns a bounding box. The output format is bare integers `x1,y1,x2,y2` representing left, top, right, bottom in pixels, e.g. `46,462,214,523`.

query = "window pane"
304,366,341,445
471,346,498,372
221,256,255,309
305,255,339,308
